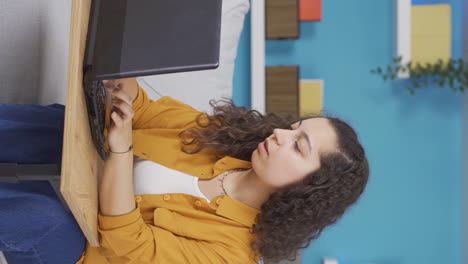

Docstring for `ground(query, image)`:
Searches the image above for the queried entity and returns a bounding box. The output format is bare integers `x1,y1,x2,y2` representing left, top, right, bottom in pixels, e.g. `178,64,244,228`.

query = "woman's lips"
258,140,268,154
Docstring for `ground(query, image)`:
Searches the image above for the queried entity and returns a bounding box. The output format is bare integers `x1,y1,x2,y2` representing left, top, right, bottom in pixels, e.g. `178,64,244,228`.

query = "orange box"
299,0,322,21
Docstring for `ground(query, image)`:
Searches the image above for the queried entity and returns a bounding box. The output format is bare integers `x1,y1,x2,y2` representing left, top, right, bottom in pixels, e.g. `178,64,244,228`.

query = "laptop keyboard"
83,79,108,160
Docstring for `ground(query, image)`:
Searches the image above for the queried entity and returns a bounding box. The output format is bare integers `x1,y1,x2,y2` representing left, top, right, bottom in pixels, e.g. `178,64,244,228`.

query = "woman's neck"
225,169,276,210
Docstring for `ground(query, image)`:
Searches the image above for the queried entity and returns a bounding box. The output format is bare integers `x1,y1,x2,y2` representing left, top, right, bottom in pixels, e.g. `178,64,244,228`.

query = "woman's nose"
271,128,289,145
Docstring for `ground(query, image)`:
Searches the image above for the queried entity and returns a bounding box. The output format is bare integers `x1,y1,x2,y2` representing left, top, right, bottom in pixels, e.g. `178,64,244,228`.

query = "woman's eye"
291,124,300,153
295,141,301,153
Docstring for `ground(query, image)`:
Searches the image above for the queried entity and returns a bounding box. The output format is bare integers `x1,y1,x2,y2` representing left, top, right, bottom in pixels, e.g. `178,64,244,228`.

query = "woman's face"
251,117,338,189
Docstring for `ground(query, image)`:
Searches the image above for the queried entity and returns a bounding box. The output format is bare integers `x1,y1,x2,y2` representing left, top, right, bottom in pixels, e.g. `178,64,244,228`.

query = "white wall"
36,0,72,106
0,0,41,103
0,0,71,105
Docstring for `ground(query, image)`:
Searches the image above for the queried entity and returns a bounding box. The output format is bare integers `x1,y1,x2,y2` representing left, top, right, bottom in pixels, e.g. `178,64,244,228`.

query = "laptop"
83,0,222,160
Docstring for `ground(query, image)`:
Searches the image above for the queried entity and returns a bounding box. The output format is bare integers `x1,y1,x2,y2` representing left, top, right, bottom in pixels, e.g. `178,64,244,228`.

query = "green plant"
371,56,467,95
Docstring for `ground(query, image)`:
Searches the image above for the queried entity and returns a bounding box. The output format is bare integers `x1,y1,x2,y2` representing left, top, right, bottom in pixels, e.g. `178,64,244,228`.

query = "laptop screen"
85,0,222,80
83,0,222,160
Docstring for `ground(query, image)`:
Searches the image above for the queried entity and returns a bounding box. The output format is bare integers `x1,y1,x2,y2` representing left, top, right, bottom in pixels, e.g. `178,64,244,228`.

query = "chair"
0,163,69,211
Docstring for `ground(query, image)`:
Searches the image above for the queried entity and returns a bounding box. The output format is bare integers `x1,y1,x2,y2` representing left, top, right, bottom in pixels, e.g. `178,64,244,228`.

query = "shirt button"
163,194,171,201
135,196,142,202
195,200,202,207
216,198,222,205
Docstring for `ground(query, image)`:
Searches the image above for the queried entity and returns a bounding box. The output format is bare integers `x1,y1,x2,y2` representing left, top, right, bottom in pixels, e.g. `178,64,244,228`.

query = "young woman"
80,78,369,263
1,77,369,264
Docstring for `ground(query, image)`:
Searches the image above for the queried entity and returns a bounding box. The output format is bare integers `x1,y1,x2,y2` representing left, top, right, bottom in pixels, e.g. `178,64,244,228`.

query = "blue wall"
233,0,463,263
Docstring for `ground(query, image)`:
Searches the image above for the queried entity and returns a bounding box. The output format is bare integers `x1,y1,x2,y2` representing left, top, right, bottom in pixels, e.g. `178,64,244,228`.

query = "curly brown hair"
178,98,370,263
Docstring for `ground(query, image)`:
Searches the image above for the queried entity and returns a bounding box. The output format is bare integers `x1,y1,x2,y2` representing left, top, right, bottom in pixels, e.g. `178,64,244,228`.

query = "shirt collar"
211,156,261,226
212,156,252,177
215,195,261,227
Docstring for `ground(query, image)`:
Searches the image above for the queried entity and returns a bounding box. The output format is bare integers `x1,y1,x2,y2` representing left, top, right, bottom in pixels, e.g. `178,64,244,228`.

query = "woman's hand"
102,80,135,153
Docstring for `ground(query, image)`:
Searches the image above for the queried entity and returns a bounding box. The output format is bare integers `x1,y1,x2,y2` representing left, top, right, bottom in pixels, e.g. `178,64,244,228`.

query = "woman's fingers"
111,111,123,127
108,85,133,106
102,80,116,89
112,99,134,121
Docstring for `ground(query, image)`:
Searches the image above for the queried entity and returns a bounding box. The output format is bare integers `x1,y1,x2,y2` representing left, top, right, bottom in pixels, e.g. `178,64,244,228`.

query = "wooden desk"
60,0,102,247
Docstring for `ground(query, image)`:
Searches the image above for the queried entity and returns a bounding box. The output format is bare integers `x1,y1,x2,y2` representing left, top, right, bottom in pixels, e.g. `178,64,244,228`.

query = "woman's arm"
99,82,136,216
99,150,135,216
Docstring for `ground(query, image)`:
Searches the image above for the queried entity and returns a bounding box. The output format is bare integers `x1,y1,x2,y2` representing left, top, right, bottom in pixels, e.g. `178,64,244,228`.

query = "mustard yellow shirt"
76,84,262,264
